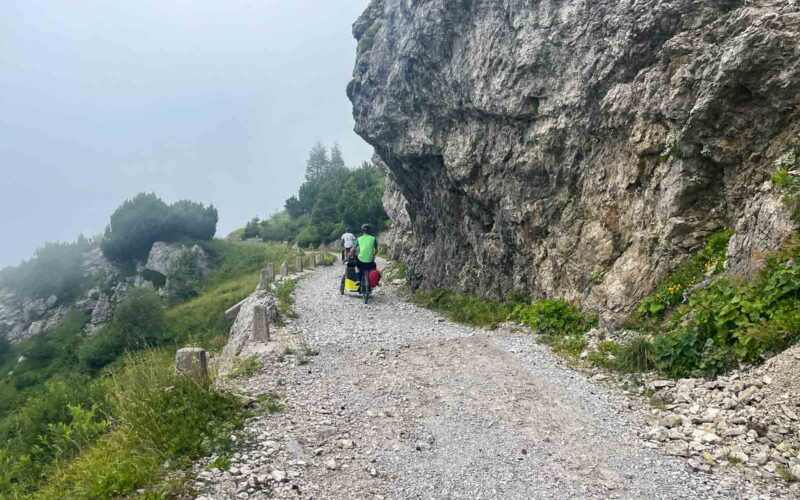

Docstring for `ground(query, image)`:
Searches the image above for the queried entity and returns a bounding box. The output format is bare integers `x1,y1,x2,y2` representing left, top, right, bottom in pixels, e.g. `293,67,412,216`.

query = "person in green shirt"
350,223,378,280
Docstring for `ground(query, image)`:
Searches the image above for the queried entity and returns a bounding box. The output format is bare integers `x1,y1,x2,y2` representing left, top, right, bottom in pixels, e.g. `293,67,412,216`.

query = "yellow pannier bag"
345,278,360,291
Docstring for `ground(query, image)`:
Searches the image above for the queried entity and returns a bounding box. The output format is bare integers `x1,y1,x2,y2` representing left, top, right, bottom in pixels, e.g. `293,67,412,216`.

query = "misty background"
0,0,372,268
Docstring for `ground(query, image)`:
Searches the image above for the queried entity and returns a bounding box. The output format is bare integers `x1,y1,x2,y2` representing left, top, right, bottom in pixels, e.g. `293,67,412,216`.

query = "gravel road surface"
192,262,770,500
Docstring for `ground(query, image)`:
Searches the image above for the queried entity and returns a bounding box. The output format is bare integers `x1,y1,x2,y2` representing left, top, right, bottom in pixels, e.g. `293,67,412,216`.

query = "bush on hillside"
242,217,261,239
101,193,218,265
0,337,10,366
165,251,203,304
0,239,89,300
79,287,165,371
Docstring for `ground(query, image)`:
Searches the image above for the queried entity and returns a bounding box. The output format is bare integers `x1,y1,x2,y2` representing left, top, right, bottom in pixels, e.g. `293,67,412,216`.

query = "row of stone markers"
257,253,325,289
177,252,330,382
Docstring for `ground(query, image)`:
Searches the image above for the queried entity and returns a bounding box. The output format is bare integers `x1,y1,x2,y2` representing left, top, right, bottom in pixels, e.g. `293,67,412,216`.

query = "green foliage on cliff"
256,143,389,247
772,138,800,222
648,237,800,377
101,193,218,265
635,230,732,319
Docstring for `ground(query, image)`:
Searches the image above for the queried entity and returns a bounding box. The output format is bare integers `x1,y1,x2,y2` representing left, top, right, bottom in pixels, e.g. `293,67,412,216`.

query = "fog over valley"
0,0,372,267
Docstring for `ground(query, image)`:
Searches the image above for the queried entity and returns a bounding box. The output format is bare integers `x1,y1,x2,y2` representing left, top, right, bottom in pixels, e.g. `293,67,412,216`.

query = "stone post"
175,348,208,384
280,260,289,278
314,254,322,266
267,263,275,281
308,254,316,269
252,304,270,342
258,268,271,290
296,255,304,273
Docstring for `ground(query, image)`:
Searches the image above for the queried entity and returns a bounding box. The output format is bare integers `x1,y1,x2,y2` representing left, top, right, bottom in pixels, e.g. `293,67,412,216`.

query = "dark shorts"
355,259,376,277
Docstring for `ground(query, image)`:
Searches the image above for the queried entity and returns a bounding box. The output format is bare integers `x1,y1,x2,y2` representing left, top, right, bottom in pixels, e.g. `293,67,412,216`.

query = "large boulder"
219,289,279,371
350,0,800,324
144,242,212,278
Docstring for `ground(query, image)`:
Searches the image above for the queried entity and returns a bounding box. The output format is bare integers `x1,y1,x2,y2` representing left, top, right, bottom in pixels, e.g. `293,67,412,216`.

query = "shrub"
79,287,166,371
7,310,89,397
0,239,89,300
165,250,203,304
242,217,261,240
616,336,657,373
649,245,800,378
413,289,515,328
106,351,242,461
101,193,218,265
0,336,10,366
275,280,298,320
0,373,101,495
358,21,382,55
78,328,126,372
258,145,389,247
636,229,732,319
227,356,261,379
513,299,595,337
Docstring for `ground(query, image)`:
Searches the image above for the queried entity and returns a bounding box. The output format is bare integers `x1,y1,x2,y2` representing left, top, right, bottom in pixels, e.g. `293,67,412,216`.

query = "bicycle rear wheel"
362,273,371,304
340,275,345,295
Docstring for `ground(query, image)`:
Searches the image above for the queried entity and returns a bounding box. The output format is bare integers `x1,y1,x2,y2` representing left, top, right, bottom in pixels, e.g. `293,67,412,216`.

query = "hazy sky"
0,0,373,268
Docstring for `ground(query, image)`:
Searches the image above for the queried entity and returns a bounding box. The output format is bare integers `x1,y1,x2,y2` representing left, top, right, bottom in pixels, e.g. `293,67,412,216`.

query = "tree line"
244,142,389,247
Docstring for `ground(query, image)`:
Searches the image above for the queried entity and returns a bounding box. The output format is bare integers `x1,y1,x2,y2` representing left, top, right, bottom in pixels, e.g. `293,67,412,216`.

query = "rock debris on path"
190,262,781,499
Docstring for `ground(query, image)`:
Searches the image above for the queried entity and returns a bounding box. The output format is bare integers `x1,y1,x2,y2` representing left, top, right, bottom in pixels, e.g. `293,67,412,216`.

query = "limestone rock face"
350,0,800,323
144,242,212,277
0,288,25,342
81,246,116,277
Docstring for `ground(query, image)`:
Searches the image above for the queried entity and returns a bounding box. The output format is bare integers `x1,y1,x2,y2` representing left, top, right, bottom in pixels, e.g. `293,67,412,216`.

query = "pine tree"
305,142,329,180
330,142,346,170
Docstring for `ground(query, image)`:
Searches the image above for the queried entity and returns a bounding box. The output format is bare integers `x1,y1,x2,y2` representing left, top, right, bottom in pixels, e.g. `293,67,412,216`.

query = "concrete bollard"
296,255,304,273
175,348,208,384
280,260,289,278
258,268,271,290
252,304,270,342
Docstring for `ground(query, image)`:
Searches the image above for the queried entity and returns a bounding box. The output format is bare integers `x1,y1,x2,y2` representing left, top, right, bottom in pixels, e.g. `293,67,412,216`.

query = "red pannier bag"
368,269,381,288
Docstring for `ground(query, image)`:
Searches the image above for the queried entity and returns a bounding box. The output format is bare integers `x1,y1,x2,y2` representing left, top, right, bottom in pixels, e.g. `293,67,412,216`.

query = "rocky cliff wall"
349,0,800,324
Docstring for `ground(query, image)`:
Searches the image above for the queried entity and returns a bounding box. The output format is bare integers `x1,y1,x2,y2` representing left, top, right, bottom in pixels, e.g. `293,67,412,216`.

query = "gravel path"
192,262,771,500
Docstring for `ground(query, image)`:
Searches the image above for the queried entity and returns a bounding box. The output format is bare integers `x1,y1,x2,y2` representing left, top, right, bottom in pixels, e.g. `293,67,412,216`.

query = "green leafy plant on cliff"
648,236,800,378
660,129,684,161
772,137,800,222
636,229,732,319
